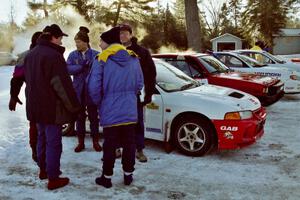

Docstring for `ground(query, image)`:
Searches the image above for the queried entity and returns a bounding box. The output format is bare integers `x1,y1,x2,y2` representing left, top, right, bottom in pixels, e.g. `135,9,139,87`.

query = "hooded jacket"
67,48,99,104
24,38,80,124
86,44,144,127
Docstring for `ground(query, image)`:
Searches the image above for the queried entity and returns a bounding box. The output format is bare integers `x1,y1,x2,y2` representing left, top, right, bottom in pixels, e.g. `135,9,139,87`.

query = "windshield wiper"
180,83,196,90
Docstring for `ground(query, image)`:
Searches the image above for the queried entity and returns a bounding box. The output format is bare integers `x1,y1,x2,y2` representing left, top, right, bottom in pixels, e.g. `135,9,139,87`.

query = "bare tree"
184,0,202,51
200,0,223,37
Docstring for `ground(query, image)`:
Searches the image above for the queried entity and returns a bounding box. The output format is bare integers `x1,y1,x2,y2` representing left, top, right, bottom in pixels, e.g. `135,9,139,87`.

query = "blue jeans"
37,123,62,179
136,97,145,151
76,104,99,137
102,124,136,176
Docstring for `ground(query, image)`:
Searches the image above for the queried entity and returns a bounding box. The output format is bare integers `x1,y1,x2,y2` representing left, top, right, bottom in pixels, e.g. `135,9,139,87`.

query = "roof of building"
210,33,242,42
273,28,300,37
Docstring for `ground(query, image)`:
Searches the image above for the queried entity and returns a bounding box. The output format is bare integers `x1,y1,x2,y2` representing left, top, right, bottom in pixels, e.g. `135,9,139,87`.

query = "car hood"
215,72,279,85
180,84,261,111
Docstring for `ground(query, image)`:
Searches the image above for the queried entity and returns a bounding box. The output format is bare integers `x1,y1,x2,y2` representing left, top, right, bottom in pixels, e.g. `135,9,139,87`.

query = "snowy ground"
0,65,300,200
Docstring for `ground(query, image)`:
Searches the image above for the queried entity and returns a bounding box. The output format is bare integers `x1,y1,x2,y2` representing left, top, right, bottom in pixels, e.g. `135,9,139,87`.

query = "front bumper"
212,107,266,150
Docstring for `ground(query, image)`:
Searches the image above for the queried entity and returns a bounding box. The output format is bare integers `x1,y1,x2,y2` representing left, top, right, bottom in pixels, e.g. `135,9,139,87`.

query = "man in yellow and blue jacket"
86,26,144,188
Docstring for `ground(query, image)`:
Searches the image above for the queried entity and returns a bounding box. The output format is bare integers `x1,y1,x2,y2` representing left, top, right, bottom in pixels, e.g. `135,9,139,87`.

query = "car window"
197,55,230,73
240,52,272,64
154,60,199,92
167,60,193,76
215,54,246,68
238,54,266,67
263,51,286,64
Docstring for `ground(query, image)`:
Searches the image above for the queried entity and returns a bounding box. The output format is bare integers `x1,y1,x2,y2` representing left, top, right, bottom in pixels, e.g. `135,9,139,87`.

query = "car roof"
232,49,265,53
152,52,208,57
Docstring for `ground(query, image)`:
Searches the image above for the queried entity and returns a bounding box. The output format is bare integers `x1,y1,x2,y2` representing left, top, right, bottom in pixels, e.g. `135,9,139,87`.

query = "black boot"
95,174,112,188
124,174,133,186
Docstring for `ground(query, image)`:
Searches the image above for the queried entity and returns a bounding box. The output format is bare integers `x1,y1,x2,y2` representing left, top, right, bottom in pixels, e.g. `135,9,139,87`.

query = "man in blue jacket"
67,26,102,152
87,26,144,188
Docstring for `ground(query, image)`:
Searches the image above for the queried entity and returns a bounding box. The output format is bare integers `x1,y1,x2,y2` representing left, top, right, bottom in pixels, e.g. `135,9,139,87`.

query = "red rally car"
152,53,284,106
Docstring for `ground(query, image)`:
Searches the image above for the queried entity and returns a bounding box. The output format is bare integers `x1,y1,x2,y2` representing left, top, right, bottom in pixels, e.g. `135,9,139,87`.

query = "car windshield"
238,54,266,67
263,51,286,64
197,55,231,73
155,60,200,92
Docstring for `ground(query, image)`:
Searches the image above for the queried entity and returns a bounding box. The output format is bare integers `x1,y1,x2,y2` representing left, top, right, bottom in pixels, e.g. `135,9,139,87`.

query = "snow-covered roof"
273,28,300,37
210,33,242,42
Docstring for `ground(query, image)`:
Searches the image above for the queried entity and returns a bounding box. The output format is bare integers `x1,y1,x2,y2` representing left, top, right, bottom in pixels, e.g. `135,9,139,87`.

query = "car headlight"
224,111,253,120
262,87,269,94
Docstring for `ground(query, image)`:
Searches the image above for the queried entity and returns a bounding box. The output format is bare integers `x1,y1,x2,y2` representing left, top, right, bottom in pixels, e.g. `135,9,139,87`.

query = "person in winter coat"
87,26,144,188
8,31,42,163
119,24,157,163
67,26,102,152
24,24,80,190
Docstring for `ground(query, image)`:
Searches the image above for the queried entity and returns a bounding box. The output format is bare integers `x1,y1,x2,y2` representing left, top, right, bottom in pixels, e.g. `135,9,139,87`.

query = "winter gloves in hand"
9,96,23,111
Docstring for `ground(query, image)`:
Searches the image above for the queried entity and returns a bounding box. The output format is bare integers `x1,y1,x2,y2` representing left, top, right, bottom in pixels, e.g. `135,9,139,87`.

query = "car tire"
62,122,75,136
173,116,214,156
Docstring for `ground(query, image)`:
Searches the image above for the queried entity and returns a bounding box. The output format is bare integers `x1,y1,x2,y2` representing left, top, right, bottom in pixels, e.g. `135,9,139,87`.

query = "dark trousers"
102,124,136,176
76,104,99,137
37,123,62,180
136,98,145,151
29,121,38,149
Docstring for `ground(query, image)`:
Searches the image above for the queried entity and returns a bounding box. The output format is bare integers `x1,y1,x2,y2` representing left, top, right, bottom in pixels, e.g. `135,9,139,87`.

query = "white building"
210,33,242,52
273,28,300,55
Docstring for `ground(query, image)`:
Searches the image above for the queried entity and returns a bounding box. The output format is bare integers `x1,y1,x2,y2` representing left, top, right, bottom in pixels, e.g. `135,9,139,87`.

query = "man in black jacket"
119,24,157,162
24,24,80,190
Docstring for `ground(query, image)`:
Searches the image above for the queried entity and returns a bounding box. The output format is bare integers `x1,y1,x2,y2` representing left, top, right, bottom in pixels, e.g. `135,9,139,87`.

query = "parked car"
143,59,266,156
233,50,300,73
152,53,284,106
213,52,300,94
0,52,18,66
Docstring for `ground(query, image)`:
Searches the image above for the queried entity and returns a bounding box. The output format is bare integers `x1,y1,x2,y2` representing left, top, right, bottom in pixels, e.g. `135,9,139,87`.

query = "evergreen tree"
243,0,298,47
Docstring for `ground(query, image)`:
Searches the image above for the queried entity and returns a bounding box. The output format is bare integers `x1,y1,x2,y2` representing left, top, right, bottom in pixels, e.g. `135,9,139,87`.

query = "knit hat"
43,24,68,37
74,26,90,43
100,27,121,45
119,24,132,34
30,31,42,49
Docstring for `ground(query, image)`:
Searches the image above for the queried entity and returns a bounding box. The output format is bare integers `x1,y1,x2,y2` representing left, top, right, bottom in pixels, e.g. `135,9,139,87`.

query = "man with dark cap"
67,26,102,153
119,23,157,163
87,26,144,188
24,24,80,190
8,31,42,163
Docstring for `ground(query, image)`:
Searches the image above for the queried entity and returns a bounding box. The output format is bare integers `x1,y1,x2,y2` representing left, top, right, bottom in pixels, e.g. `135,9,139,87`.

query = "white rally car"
213,52,300,94
143,59,266,156
233,50,300,73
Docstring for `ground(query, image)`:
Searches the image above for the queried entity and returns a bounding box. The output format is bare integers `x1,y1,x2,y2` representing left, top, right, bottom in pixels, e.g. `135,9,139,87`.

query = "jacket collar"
37,38,65,54
97,44,137,62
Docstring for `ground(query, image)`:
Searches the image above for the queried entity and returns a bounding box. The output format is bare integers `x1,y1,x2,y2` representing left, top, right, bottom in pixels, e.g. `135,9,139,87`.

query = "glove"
141,95,152,106
9,96,23,111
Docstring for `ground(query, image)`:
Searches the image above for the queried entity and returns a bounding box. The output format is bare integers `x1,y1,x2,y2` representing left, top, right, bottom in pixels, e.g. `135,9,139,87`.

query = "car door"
144,87,165,141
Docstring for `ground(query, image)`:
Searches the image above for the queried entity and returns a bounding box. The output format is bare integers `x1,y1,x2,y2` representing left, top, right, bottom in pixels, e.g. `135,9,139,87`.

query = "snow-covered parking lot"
0,65,300,200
